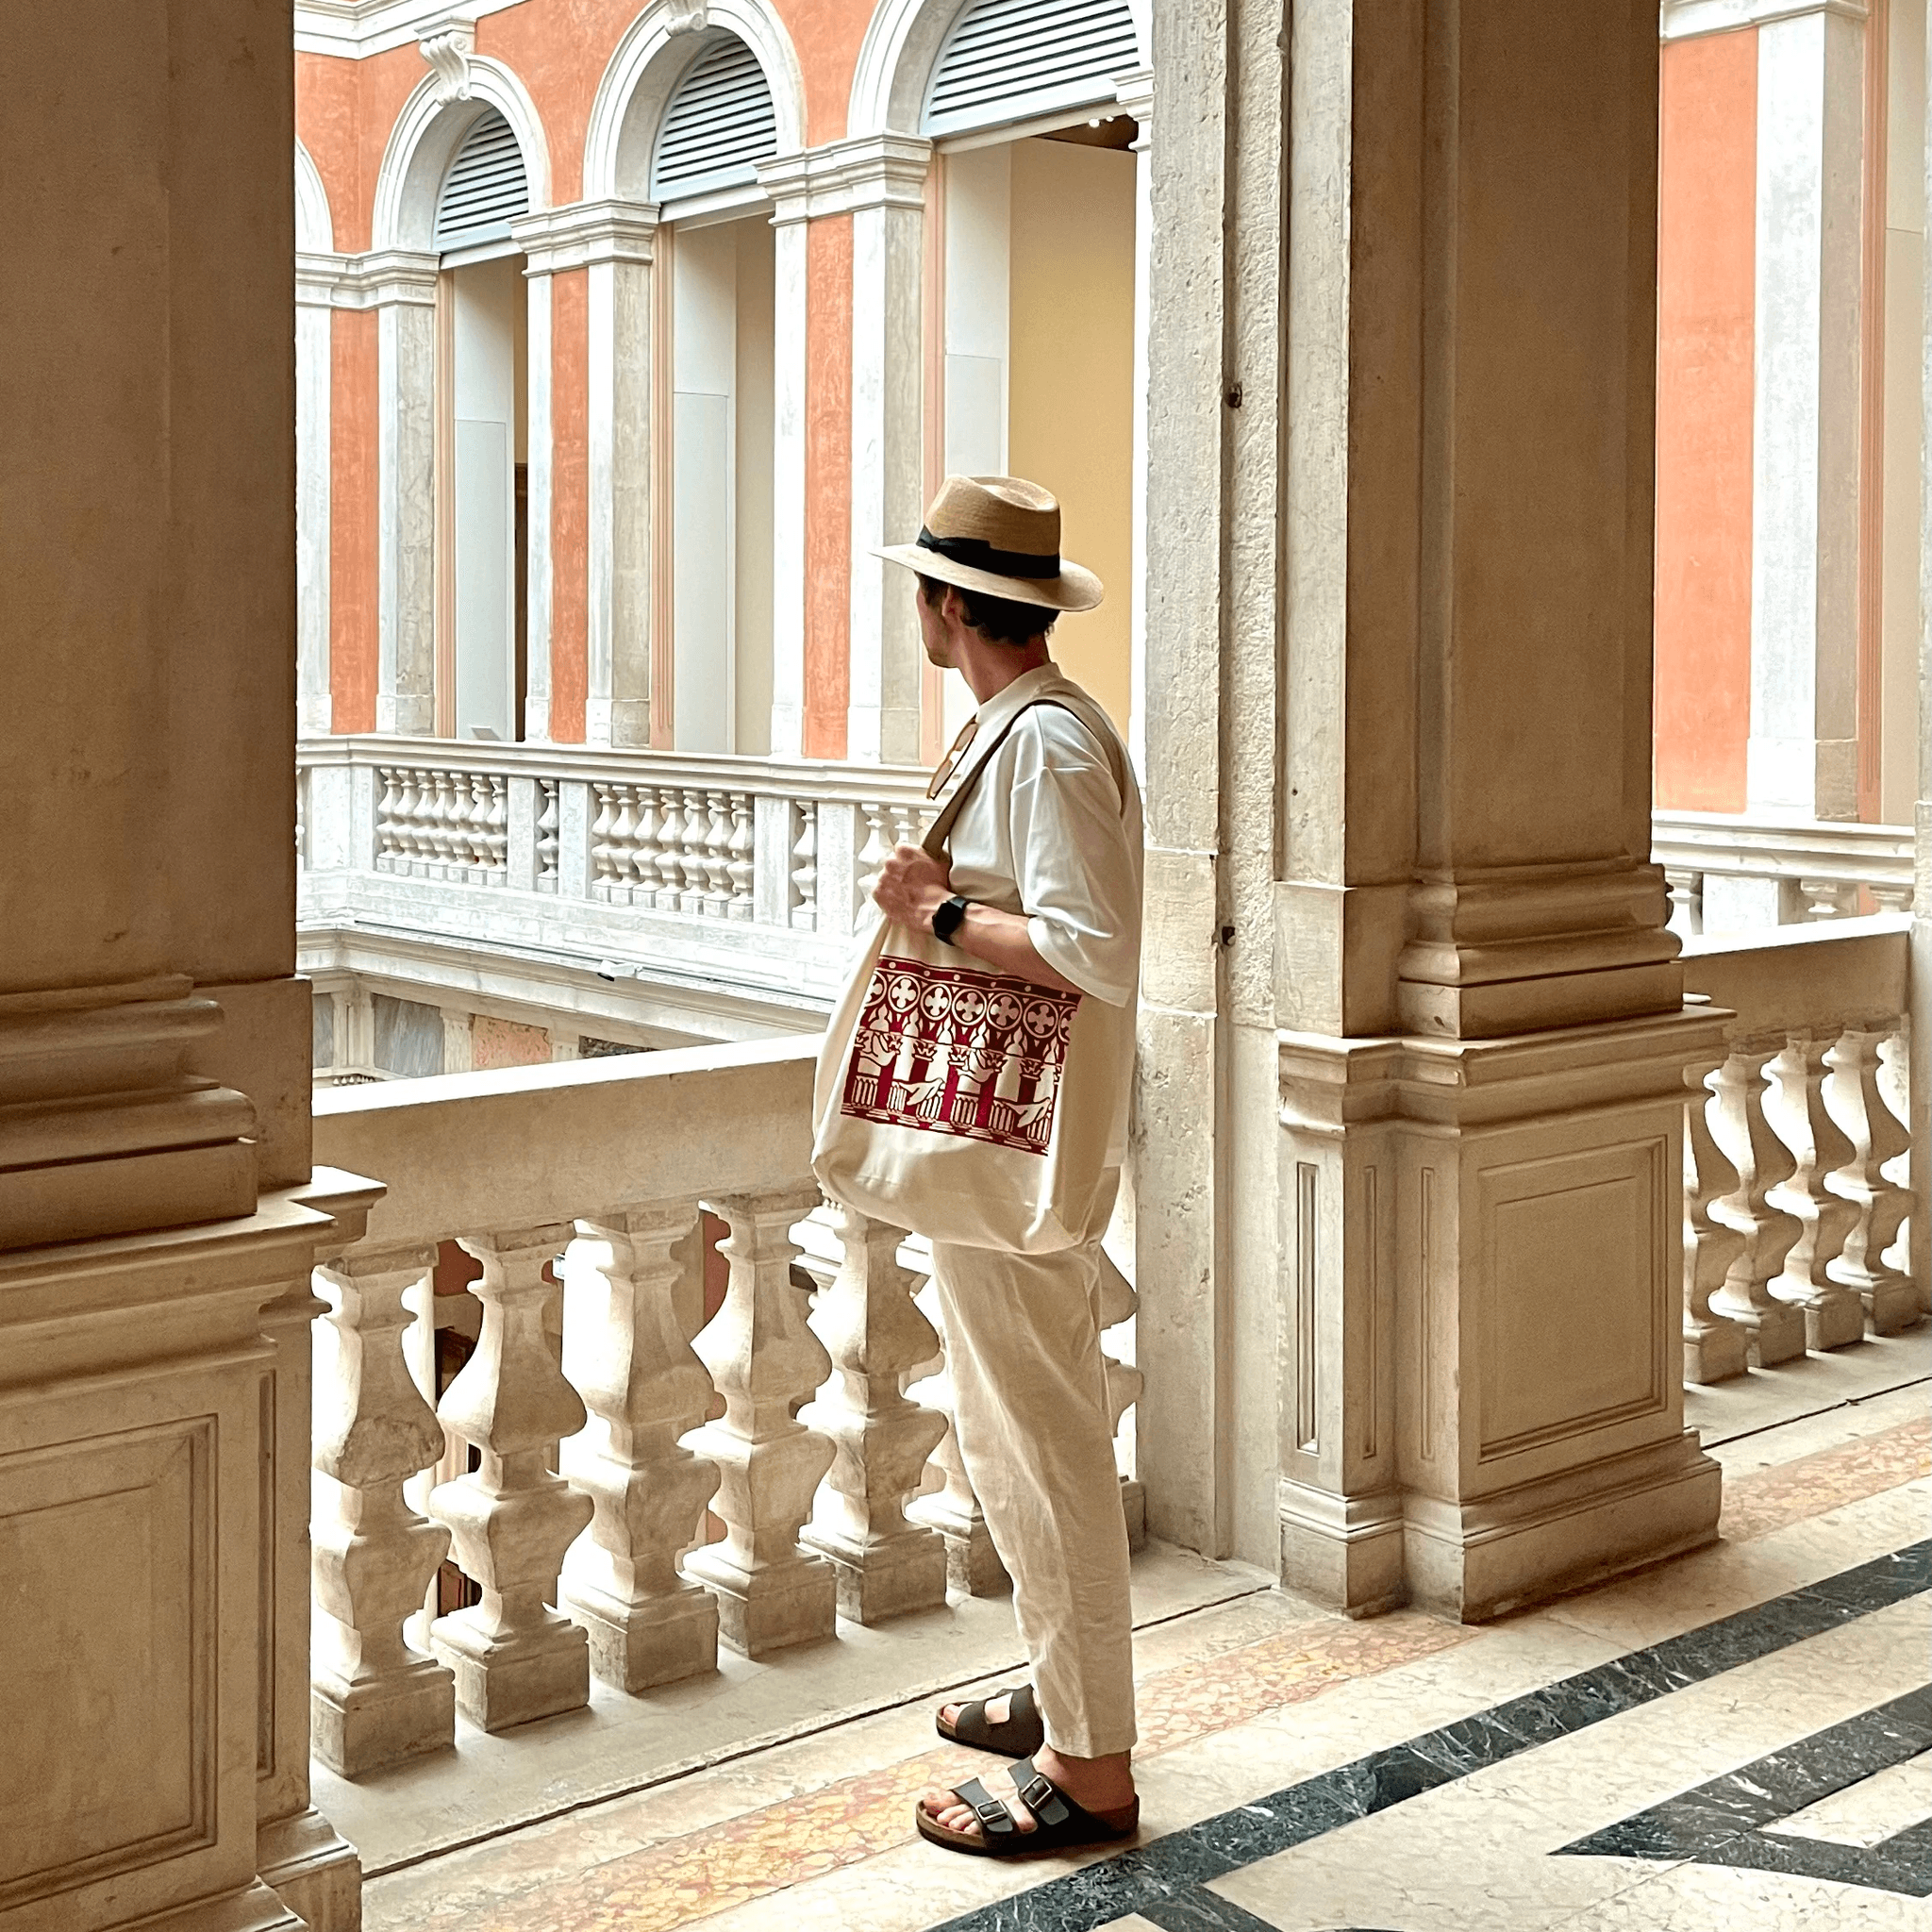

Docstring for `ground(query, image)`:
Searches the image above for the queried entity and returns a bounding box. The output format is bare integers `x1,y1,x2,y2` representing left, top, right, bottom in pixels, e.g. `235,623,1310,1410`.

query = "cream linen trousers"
930,1235,1137,1758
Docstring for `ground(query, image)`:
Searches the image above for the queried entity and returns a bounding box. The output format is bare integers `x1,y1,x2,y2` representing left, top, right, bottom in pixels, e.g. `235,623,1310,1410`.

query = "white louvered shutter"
651,35,779,201
433,109,530,252
923,0,1141,137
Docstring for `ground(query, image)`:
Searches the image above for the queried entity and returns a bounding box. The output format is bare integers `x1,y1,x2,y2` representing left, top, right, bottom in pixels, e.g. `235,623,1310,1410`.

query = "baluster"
1705,1044,1809,1365
426,771,457,874
537,780,560,888
631,785,662,903
389,768,421,869
678,787,710,912
375,767,403,869
1097,1250,1147,1546
1664,868,1703,940
1762,1033,1866,1349
425,1225,594,1730
791,802,819,931
608,786,641,901
1824,1024,1920,1333
857,803,892,897
1798,876,1858,922
725,791,755,920
485,773,508,881
310,1246,457,1774
682,1185,838,1656
906,1326,1010,1598
590,783,618,898
701,788,733,916
654,787,687,908
1681,1061,1750,1384
1870,882,1914,915
452,773,481,875
1875,1029,1918,1295
559,1205,723,1690
797,1207,948,1623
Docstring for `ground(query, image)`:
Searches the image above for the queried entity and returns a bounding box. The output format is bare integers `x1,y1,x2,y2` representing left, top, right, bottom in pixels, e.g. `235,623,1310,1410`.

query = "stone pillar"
525,264,557,743
296,256,336,737
518,203,660,749
1141,0,1725,1617
829,138,933,766
1,9,360,1923
1913,0,1932,1314
1117,68,1154,777
1748,2,1868,820
760,166,815,760
371,251,441,738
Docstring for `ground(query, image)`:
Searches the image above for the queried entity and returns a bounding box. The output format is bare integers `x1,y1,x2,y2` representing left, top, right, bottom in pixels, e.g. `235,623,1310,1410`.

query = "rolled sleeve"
1008,720,1141,1008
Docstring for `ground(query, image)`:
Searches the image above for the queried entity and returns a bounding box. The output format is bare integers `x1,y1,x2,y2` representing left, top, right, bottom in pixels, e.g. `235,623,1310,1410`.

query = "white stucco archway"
582,0,808,204
372,58,553,252
296,141,335,253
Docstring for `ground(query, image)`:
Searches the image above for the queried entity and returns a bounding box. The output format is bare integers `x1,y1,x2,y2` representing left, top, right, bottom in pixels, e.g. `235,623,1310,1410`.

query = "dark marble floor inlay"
930,1542,1930,1932
1560,1684,1932,1896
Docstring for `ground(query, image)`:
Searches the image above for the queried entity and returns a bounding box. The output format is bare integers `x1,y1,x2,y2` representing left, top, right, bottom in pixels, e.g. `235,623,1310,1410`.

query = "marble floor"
361,1347,1930,1932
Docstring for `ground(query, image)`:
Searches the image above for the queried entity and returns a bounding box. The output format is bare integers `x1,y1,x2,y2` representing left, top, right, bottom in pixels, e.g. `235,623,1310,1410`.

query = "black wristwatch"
931,895,972,946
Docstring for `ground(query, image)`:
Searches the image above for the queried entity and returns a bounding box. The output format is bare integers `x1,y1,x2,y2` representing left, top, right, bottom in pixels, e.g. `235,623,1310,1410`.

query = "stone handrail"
1677,916,1923,1382
298,733,935,939
1655,809,1914,933
305,1038,1142,1774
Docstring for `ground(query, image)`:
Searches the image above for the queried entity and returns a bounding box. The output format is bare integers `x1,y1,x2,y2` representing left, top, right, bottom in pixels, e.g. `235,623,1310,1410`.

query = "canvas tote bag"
811,690,1132,1255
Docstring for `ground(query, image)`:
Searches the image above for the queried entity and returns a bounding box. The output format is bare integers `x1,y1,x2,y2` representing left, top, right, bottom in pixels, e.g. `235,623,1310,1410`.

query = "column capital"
1660,0,1868,40
305,248,441,310
1113,65,1153,129
512,199,660,275
758,133,932,226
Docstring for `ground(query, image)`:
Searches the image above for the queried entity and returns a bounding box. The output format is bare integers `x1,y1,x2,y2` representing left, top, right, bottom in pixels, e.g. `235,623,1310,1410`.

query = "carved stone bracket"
417,15,476,106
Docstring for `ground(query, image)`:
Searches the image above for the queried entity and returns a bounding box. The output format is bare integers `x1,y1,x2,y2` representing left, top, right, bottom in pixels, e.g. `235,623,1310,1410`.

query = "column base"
565,1576,719,1693
683,1547,838,1657
1854,1274,1924,1336
1277,1483,1407,1618
258,1806,362,1932
135,1880,307,1931
1683,1318,1750,1386
430,1610,590,1732
310,1657,455,1778
1121,1475,1148,1552
1775,1285,1867,1352
1403,1432,1721,1624
909,1495,1011,1596
800,1523,948,1624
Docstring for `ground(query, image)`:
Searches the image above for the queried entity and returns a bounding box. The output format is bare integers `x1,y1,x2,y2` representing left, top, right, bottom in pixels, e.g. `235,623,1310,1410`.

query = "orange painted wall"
806,214,855,758
551,267,591,743
1655,32,1757,812
330,308,379,732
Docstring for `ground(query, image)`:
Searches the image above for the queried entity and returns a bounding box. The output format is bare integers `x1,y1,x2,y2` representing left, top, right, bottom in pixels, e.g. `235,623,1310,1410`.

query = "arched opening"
653,31,780,754
923,0,1143,746
435,108,531,742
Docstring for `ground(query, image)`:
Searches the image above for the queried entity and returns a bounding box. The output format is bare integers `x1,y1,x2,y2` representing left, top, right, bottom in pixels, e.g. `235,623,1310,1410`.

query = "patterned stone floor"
362,1376,1930,1932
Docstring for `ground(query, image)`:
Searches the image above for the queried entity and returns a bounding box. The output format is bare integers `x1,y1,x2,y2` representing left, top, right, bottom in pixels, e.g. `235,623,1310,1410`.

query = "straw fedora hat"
874,474,1103,613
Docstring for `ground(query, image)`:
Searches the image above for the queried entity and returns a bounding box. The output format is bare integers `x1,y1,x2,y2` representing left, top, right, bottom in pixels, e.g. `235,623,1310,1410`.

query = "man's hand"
873,843,952,932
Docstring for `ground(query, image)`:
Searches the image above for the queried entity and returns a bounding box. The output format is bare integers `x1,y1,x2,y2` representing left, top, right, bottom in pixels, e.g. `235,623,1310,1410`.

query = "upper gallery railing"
297,733,935,941
1655,809,1914,935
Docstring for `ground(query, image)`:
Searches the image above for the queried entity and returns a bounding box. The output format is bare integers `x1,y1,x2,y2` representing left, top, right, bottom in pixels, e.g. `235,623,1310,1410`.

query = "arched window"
433,109,530,252
652,34,778,202
923,0,1141,137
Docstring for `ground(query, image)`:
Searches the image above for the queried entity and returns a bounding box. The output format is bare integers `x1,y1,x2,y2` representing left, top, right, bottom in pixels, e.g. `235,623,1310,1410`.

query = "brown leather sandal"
934,1683,1046,1756
914,1756,1140,1858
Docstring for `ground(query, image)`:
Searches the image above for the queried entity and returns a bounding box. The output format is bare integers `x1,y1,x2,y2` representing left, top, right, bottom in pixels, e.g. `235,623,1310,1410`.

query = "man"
865,475,1144,1857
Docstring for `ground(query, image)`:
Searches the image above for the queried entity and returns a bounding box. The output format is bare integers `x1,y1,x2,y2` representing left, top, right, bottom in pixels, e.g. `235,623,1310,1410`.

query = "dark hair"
917,573,1058,646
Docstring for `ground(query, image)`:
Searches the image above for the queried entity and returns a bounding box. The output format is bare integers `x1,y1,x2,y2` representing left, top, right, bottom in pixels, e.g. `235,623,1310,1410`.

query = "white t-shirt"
941,664,1143,1011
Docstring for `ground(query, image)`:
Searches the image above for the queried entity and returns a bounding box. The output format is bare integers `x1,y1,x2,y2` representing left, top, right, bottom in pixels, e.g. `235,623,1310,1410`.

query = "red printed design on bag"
841,956,1079,1155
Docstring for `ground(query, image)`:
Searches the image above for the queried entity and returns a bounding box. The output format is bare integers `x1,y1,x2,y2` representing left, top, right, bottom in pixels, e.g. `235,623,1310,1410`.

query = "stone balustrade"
1655,810,1914,937
1678,916,1924,1383
307,1038,1142,1774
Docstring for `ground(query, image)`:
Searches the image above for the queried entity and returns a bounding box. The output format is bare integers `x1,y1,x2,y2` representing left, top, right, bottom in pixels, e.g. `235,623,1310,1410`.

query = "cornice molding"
295,0,525,60
297,247,441,309
511,200,660,275
1659,0,1868,42
758,133,933,225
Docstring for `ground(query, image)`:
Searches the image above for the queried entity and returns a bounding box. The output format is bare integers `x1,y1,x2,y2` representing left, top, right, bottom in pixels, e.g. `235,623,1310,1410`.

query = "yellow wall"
1007,139,1137,731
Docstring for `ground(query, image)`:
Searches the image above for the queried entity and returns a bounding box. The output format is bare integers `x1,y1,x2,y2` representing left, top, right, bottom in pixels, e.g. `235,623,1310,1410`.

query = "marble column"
1747,2,1868,821
1142,0,1725,1616
371,251,441,738
295,256,336,737
517,202,659,749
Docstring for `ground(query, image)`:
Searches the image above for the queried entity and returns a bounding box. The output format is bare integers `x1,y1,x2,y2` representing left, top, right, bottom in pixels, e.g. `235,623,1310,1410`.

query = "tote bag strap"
918,696,1124,860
